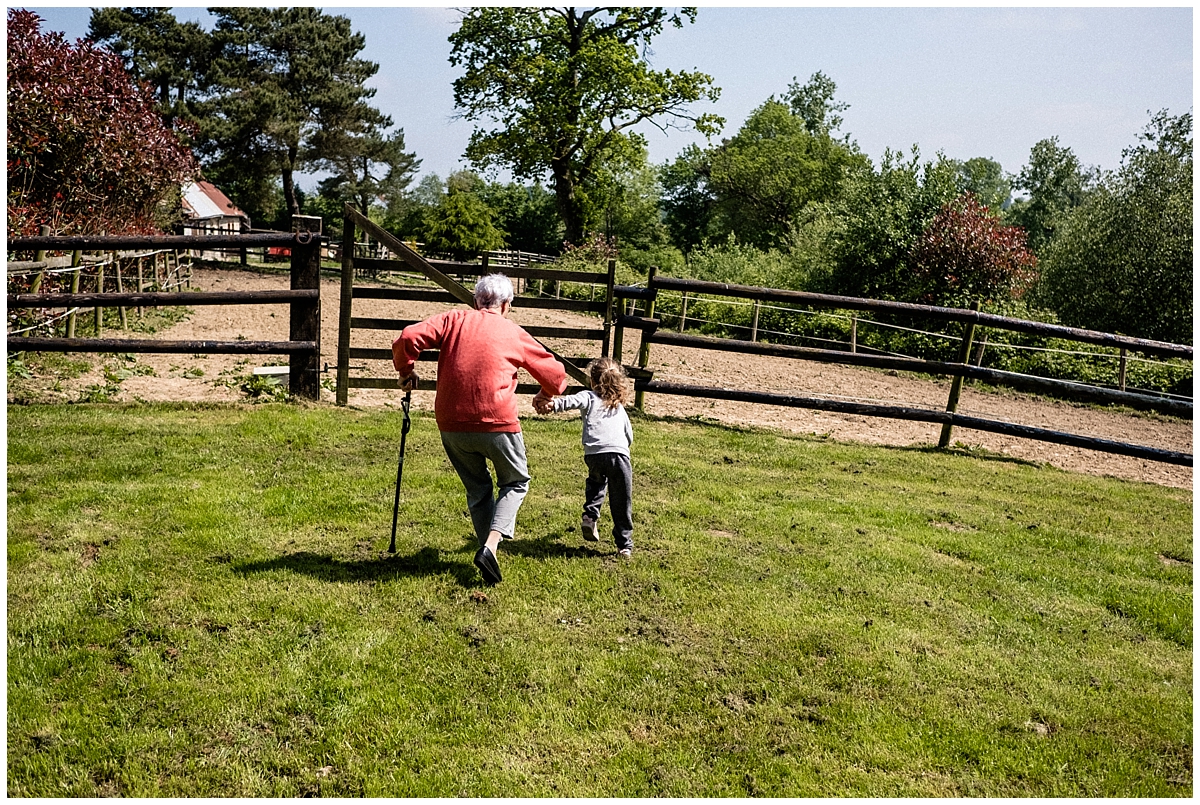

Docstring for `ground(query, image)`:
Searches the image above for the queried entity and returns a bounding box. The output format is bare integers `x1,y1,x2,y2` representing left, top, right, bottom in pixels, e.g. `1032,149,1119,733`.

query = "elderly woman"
392,273,567,585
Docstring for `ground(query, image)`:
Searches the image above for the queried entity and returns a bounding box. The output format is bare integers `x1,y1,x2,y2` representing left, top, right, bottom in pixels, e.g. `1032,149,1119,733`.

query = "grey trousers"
583,451,633,551
440,430,530,543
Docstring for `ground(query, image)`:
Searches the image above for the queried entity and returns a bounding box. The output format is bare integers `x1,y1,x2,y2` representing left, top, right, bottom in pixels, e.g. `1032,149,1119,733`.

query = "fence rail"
650,277,1191,360
610,271,1191,466
7,229,324,399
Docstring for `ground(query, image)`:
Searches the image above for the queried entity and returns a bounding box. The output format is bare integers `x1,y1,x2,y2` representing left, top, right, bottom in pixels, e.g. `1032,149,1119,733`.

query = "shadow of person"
498,532,608,561
233,545,478,587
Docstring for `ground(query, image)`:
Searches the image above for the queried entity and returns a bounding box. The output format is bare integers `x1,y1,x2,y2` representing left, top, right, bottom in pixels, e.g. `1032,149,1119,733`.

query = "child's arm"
552,390,593,413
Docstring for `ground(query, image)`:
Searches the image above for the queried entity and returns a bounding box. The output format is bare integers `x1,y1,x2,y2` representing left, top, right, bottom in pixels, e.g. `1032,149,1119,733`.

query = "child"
541,357,634,557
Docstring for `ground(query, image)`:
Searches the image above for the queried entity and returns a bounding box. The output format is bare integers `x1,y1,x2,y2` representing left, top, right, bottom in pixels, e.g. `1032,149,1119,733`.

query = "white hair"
474,273,514,310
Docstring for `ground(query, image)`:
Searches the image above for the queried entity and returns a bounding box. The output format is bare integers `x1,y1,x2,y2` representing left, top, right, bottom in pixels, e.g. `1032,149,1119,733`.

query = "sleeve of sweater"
391,312,449,375
517,327,568,395
552,390,593,413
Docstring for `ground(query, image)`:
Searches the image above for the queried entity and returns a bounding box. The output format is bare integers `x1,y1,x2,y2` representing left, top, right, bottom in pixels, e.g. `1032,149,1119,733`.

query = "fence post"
750,299,760,341
938,300,979,448
336,207,355,406
1118,348,1128,392
850,316,857,353
972,332,989,366
601,258,616,358
29,224,51,294
290,228,322,401
678,292,689,333
95,258,107,336
634,266,658,411
136,257,144,318
115,257,128,330
66,250,81,337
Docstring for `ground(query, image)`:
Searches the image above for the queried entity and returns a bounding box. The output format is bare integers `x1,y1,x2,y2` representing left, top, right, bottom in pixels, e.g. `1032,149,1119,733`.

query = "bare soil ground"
40,266,1193,490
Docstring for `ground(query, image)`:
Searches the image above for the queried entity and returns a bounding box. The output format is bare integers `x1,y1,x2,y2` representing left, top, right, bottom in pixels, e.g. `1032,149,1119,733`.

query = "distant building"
182,181,250,260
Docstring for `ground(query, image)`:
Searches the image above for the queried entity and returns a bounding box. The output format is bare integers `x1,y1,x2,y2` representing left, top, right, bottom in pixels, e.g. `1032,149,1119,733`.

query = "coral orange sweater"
392,307,567,433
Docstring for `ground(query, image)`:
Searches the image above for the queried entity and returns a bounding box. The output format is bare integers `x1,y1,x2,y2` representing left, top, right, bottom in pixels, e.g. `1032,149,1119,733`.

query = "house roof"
183,181,249,224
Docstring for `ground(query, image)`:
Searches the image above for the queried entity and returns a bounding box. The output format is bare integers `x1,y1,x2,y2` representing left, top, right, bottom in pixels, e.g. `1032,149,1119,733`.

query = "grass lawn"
6,402,1192,796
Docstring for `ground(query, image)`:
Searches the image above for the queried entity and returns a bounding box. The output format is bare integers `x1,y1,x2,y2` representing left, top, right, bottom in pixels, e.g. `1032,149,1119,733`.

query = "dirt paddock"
48,266,1194,491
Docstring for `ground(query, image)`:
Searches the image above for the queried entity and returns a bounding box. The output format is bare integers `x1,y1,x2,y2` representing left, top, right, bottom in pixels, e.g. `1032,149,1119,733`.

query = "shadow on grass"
502,532,610,561
233,546,479,587
232,535,608,588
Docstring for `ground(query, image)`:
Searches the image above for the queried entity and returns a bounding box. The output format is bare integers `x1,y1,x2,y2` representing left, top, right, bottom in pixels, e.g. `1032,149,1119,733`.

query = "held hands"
532,389,555,414
398,372,419,392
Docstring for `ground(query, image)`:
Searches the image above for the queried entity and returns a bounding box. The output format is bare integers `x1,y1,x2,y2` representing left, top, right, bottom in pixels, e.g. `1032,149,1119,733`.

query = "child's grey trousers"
583,451,633,551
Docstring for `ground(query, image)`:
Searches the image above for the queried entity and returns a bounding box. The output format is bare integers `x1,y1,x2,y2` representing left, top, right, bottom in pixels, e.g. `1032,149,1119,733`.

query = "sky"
22,4,1195,192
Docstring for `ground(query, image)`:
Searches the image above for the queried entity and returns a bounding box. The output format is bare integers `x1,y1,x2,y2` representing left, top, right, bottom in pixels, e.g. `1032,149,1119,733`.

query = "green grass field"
6,402,1192,796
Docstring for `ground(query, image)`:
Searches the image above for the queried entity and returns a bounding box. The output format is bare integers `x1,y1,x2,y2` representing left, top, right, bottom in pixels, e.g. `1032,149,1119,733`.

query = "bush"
7,9,197,236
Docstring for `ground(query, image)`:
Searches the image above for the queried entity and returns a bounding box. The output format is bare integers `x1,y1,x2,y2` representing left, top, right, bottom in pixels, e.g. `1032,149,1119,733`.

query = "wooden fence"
335,204,613,404
610,271,1192,466
7,231,324,400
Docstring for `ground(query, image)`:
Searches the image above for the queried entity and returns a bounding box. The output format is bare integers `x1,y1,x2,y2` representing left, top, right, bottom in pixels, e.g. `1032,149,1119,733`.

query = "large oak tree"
448,7,722,245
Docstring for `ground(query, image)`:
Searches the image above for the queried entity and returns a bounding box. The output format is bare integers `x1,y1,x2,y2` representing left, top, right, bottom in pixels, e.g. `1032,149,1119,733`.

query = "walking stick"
389,389,413,554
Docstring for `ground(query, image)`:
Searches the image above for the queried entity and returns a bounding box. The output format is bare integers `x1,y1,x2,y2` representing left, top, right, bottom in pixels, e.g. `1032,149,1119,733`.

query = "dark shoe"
473,545,502,585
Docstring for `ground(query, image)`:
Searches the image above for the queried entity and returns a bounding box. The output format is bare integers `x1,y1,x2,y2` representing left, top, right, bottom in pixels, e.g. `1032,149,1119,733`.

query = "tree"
86,7,210,128
1038,111,1192,343
806,147,961,301
1006,137,1095,254
955,157,1011,213
589,146,670,251
706,98,866,250
422,173,506,261
201,7,388,220
910,193,1037,307
311,125,420,219
783,70,850,138
479,181,563,254
448,7,722,245
660,143,719,254
7,9,198,236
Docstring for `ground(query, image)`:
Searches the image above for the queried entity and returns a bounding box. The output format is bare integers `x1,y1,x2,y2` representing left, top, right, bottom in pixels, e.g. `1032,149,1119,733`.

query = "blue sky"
24,5,1194,192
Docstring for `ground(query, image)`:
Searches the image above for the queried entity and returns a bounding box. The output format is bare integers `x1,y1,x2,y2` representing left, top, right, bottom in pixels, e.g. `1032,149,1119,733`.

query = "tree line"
6,7,1192,344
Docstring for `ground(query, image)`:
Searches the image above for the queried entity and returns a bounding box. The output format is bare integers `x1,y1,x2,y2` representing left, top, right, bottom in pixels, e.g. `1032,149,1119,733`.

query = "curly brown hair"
587,357,630,410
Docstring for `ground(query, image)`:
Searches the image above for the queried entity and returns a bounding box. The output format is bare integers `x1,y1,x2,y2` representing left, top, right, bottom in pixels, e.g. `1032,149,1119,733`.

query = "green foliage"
955,157,1011,213
588,147,672,251
1036,112,1192,344
7,9,198,237
804,148,962,302
478,182,563,254
684,237,790,288
783,71,850,138
660,76,864,255
1005,137,1096,255
86,7,210,129
200,7,389,221
6,404,1192,796
660,144,719,254
449,7,722,244
422,182,506,261
707,100,867,250
312,127,420,221
657,242,1189,394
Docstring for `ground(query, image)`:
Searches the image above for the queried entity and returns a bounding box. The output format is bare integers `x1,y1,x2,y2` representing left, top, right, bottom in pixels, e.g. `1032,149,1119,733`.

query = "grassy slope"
6,403,1192,797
